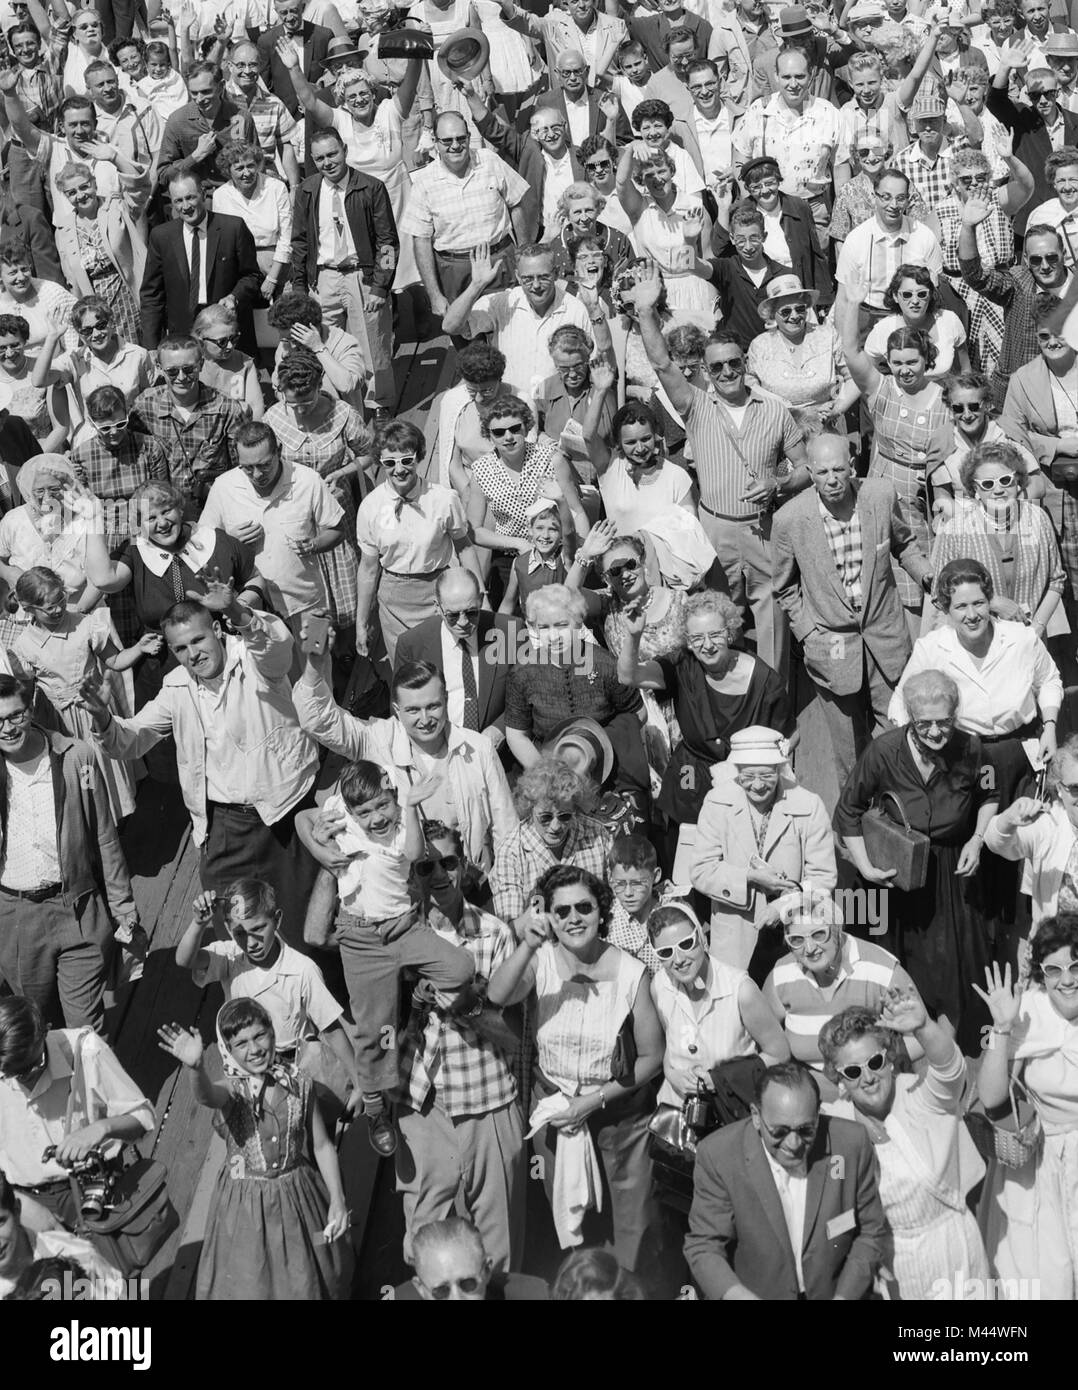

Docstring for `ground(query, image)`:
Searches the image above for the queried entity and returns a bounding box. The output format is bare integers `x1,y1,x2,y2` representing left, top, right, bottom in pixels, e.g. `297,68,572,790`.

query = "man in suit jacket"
771,435,931,787
538,49,632,149
502,0,628,87
685,1061,886,1300
257,0,332,116
140,168,260,352
157,63,258,193
395,569,521,749
472,101,586,243
988,57,1078,237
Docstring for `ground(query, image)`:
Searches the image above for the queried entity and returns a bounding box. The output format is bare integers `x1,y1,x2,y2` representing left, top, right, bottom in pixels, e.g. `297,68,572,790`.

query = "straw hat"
727,726,791,766
757,273,820,321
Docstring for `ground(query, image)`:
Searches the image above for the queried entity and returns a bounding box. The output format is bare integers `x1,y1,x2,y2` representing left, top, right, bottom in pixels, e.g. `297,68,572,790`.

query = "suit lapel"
175,220,191,290
204,215,220,297
744,1124,797,1268
856,482,878,597
801,1125,830,1254
806,497,851,609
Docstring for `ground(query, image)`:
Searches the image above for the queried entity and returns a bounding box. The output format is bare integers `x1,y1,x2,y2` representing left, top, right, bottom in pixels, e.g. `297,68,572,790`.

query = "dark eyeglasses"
489,424,524,438
534,809,574,826
200,333,238,348
955,174,989,188
949,399,985,413
426,1276,484,1299
436,136,468,148
654,932,697,960
604,559,639,580
1028,253,1062,266
706,358,744,374
162,364,200,379
441,606,480,624
911,716,956,733
415,853,461,876
78,319,110,334
837,1051,888,1083
775,305,806,320
0,709,30,729
585,158,612,173
758,1114,818,1143
854,147,882,158
973,472,1016,490
552,899,597,919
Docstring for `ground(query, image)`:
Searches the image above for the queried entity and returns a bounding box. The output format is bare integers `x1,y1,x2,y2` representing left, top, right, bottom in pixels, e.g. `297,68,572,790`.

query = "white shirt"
212,177,293,263
598,457,694,534
194,939,342,1049
762,1144,808,1293
325,793,413,920
691,106,734,185
182,219,209,306
440,623,480,728
1025,196,1078,264
542,149,576,235
761,203,791,268
563,91,591,148
467,286,593,408
317,177,357,267
196,672,248,805
1047,111,1068,152
1,746,61,890
835,215,943,309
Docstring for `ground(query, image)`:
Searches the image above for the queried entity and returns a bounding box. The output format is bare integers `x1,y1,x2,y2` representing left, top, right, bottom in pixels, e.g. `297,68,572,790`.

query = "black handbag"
860,789,930,892
610,1012,637,1085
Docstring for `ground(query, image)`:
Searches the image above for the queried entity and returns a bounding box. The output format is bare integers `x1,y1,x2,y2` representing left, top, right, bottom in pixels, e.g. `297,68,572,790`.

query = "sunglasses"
912,717,956,733
855,147,883,159
896,289,929,300
534,809,574,826
94,415,129,431
654,932,698,960
585,158,612,173
426,1276,484,1299
78,319,110,334
706,358,744,374
973,472,1016,490
950,399,985,413
775,305,806,320
490,424,524,438
758,1114,817,1143
1042,961,1078,983
1028,253,1062,266
441,606,479,624
784,926,830,949
604,559,639,580
384,454,417,469
837,1050,888,1083
414,853,461,876
201,333,238,348
436,136,468,148
162,364,200,379
552,899,597,919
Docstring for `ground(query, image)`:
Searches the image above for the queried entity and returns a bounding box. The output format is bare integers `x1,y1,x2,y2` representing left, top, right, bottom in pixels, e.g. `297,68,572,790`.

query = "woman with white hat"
746,273,859,429
689,725,836,979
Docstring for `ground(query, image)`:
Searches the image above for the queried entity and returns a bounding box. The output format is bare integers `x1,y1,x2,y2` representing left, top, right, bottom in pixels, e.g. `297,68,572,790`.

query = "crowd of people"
2,0,1078,1306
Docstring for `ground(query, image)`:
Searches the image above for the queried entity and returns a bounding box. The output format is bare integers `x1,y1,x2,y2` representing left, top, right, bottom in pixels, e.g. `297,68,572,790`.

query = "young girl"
497,498,573,618
157,999,353,1301
135,41,190,123
11,566,153,821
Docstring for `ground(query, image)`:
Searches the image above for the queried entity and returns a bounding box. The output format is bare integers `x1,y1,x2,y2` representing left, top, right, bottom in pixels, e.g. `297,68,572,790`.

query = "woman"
0,244,77,351
615,145,718,323
764,891,922,1101
283,55,420,290
490,755,612,935
819,993,988,1300
506,585,650,808
354,421,479,663
547,183,632,285
193,304,264,419
1025,146,1078,263
837,280,952,613
974,933,1078,1298
690,725,837,978
0,315,69,451
0,455,97,615
61,9,107,97
747,274,858,428
550,1248,646,1301
932,373,1043,506
263,348,371,634
438,343,515,496
53,296,156,437
611,259,677,408
211,141,292,302
52,163,146,349
836,667,999,1052
617,589,794,878
580,135,638,249
487,865,664,1275
930,442,1066,639
268,291,366,412
0,995,155,1230
865,264,969,380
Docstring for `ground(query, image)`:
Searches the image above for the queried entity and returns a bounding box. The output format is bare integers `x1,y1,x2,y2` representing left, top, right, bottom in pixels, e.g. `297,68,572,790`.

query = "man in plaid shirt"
395,822,525,1278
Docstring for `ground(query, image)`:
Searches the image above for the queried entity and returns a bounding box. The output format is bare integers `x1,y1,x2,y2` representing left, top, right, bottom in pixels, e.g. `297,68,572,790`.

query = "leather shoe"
368,1111,397,1156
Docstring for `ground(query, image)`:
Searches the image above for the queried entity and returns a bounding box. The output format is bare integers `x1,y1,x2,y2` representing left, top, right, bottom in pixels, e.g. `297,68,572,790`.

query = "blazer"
395,612,522,736
539,87,632,149
291,168,399,296
476,109,584,243
715,192,833,305
139,211,260,351
257,21,332,116
506,5,627,85
771,478,929,696
1,202,63,285
998,355,1078,537
629,10,714,71
56,197,147,305
685,1112,886,1300
987,87,1078,236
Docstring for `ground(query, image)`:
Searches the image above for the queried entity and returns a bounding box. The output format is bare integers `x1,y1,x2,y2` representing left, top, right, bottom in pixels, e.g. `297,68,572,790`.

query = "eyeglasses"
441,606,480,624
552,899,598,919
414,853,461,876
518,274,554,285
78,319,110,334
837,1051,889,1083
94,415,129,431
604,559,639,580
200,333,238,348
384,453,417,469
775,305,806,320
585,158,612,173
973,472,1016,491
534,809,574,826
1058,781,1078,798
784,926,830,949
757,1113,818,1144
654,932,698,960
855,147,883,159
686,631,727,649
0,708,30,728
949,399,985,413
911,716,956,733
955,174,990,188
436,136,468,148
736,770,780,786
162,364,200,379
1028,253,1062,267
489,424,524,438
688,82,718,95
875,193,909,206
706,358,744,374
1031,88,1059,100
896,289,929,300
1042,960,1078,983
533,124,566,136
425,1275,484,1300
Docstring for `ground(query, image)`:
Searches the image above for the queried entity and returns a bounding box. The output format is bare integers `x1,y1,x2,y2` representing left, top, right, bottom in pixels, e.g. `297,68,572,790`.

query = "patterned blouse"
746,322,850,409
263,396,374,478
470,436,558,538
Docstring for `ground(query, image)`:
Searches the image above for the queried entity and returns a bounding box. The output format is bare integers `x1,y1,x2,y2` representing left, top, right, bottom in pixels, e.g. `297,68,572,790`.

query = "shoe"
368,1111,397,1156
370,406,391,426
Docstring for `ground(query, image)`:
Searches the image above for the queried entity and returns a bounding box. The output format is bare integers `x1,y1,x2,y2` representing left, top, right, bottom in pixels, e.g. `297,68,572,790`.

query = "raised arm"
834,281,880,399
0,67,44,157
615,602,666,691
441,242,503,338
614,140,647,225
277,37,335,125
631,262,696,416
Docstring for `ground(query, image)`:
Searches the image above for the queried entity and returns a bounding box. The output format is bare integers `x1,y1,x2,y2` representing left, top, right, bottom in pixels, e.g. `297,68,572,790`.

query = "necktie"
331,187,348,266
459,639,479,731
188,225,201,318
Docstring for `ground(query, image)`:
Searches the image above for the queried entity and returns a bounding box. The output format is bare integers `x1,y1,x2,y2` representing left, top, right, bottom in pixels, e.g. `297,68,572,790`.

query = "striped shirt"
763,935,916,1072
818,496,863,608
682,387,802,519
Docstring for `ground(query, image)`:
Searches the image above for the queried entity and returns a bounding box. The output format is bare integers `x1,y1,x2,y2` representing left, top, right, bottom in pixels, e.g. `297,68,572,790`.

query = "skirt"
377,567,443,666
318,483,360,631
868,450,930,610
980,1128,1078,1300
195,1161,353,1300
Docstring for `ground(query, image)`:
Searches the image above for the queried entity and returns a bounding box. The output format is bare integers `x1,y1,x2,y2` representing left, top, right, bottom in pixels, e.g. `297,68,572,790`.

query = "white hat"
727,726,790,765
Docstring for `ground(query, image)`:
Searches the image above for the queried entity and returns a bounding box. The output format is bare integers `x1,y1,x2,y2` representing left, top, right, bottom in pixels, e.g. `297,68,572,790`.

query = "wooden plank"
161,1131,225,1302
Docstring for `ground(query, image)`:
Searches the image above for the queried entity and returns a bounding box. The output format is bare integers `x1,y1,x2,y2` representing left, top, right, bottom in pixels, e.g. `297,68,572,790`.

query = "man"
772,434,932,787
7,21,62,135
394,822,525,1278
535,324,616,485
709,202,788,347
395,1216,548,1300
893,83,968,215
83,60,160,175
749,4,852,103
79,589,320,909
685,1060,886,1300
470,101,586,244
225,40,302,188
835,167,943,332
643,25,704,124
129,336,246,506
500,0,628,87
683,59,735,192
543,49,631,152
401,111,530,320
719,154,832,301
633,262,806,681
396,568,521,747
632,0,728,75
139,168,261,353
0,675,139,1035
157,61,259,192
1044,30,1078,111
290,124,398,421
609,38,655,122
989,53,1078,236
442,243,594,408
199,420,345,633
258,0,332,117
959,202,1071,403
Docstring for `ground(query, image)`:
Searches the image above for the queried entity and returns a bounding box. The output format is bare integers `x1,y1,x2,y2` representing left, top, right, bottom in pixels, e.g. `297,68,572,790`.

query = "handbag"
610,1012,637,1085
965,1068,1043,1171
860,789,930,892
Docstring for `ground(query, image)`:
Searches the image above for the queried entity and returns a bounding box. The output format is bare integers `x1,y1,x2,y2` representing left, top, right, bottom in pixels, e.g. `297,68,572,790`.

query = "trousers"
699,509,789,684
0,890,111,1033
314,268,394,410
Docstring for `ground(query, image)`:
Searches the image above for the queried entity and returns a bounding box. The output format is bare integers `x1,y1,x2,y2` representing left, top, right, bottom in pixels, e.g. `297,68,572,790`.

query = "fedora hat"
758,273,820,320
545,716,615,787
1044,30,1078,57
324,36,366,62
778,5,813,36
436,28,490,82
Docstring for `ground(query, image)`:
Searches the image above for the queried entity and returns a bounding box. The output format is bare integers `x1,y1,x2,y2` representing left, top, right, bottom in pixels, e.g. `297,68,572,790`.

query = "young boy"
175,878,361,1119
296,760,474,1155
497,499,573,618
606,834,664,976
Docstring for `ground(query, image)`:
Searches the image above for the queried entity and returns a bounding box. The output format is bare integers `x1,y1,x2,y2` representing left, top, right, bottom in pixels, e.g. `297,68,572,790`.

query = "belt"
381,566,445,580
700,502,764,523
980,719,1039,746
436,234,513,261
0,881,62,903
207,800,261,817
316,257,367,274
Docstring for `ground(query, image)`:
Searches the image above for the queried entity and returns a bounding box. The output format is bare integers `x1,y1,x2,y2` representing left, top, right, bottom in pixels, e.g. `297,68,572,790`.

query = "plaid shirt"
72,431,170,551
225,79,300,169
817,495,864,608
15,59,62,131
396,905,518,1119
893,138,968,214
129,384,244,505
492,816,613,923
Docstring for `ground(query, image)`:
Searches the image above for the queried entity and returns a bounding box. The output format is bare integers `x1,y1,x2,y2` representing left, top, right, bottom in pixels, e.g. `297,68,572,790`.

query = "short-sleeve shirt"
355,479,468,575
401,147,530,250
465,286,593,404
599,456,694,534
682,388,802,518
194,939,342,1051
471,437,558,538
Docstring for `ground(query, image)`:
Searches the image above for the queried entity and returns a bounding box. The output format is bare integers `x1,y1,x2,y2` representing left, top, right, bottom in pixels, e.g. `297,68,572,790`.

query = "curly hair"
513,753,597,818
549,324,593,357
958,438,1027,499
665,323,707,361
72,294,113,331
817,1006,901,1080
267,290,322,333
1029,914,1078,984
941,369,993,411
550,1249,646,1301
684,589,743,644
1046,145,1078,186
950,146,992,181
903,668,961,716
458,341,506,384
216,139,264,179
882,262,941,317
0,313,30,343
480,393,534,439
933,556,993,611
631,98,674,129
275,346,323,395
536,864,613,937
525,583,587,625
610,399,662,446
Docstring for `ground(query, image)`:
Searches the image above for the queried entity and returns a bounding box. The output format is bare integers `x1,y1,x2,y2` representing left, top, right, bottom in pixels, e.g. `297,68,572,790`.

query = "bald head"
807,434,854,505
556,47,588,95
436,568,483,638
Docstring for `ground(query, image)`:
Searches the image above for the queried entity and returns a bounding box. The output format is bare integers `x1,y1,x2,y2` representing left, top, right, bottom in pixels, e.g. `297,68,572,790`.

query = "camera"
41,1145,115,1220
683,1084,715,1134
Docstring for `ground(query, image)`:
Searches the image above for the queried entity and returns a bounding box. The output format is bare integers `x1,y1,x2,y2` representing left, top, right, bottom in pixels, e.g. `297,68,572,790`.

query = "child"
157,1000,353,1301
296,760,474,1156
497,498,573,618
175,878,361,1124
606,834,664,976
135,41,190,123
12,566,153,823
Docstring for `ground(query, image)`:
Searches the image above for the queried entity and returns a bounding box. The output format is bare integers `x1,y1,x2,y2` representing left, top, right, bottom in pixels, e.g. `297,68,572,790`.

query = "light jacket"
55,194,147,303
984,800,1078,922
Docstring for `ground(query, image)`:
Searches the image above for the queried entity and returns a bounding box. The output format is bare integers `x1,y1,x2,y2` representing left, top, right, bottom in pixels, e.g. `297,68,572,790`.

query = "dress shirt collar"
527,548,560,573
871,213,911,241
